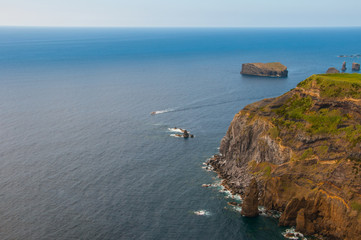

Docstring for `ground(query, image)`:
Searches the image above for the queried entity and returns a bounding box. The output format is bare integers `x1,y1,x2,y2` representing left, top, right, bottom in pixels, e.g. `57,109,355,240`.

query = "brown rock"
279,197,307,226
341,61,347,72
228,201,240,207
241,178,259,217
295,208,306,233
352,62,360,71
241,62,288,77
326,67,340,74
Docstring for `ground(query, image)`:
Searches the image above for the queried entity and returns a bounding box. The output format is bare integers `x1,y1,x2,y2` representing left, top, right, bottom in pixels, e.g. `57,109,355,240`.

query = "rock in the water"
342,61,347,72
241,178,259,217
352,62,360,71
295,208,306,233
241,62,288,77
228,201,240,207
326,67,340,74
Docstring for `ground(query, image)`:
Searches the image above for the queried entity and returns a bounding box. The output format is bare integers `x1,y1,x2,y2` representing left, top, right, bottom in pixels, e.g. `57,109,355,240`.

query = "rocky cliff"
241,62,288,77
209,73,361,240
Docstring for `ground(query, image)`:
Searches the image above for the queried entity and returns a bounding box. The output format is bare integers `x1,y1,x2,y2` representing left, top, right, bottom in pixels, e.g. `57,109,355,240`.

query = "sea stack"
240,178,259,217
241,62,288,77
352,62,360,71
342,61,347,72
326,67,339,74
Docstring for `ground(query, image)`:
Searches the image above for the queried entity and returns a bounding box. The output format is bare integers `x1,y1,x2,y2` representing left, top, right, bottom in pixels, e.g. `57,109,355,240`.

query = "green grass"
301,148,314,160
297,73,361,99
269,126,280,139
315,145,329,158
351,201,361,212
275,95,312,120
305,109,343,134
272,93,349,135
263,165,272,177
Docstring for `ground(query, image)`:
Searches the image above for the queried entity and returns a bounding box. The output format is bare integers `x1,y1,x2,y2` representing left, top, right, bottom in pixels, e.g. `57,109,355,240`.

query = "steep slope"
209,73,361,240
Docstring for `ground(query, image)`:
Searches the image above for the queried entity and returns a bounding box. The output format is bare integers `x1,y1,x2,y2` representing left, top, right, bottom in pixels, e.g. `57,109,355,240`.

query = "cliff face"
241,62,288,77
210,74,361,240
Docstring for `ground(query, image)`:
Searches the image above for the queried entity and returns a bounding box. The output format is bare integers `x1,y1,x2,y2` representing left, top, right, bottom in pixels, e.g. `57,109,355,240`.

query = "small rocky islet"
170,127,194,138
208,73,361,240
241,62,288,77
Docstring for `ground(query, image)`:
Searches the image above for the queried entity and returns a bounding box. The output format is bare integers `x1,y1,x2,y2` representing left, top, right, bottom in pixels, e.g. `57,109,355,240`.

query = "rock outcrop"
241,62,288,77
352,62,360,71
342,61,347,72
209,73,361,240
241,178,259,217
326,67,339,73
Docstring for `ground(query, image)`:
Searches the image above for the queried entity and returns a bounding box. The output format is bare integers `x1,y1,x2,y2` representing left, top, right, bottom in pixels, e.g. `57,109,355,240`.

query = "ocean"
0,27,360,239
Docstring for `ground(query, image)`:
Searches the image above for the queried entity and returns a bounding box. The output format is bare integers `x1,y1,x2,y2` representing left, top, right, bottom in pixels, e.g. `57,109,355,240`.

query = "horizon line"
1,25,361,29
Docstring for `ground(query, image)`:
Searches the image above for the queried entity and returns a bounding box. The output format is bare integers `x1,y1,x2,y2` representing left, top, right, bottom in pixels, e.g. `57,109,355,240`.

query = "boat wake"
150,109,174,115
150,95,275,116
170,134,183,138
168,127,185,133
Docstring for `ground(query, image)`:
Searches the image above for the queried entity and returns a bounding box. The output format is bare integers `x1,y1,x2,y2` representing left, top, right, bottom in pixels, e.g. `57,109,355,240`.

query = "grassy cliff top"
250,62,287,71
297,73,361,99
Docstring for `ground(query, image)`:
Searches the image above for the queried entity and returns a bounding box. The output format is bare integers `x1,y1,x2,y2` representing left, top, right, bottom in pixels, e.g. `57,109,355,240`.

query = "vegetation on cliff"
210,73,361,240
298,73,361,99
270,74,361,171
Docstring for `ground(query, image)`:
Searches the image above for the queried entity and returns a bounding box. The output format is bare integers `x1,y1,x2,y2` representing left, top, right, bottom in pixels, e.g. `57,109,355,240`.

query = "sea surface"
0,27,360,240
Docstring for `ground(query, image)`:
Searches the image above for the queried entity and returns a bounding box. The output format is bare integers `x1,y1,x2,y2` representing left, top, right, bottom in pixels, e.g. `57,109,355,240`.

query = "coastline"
204,74,361,240
205,155,310,240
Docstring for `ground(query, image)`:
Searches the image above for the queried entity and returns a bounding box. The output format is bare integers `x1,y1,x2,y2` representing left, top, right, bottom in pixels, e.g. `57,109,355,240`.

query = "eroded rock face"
326,67,339,73
241,62,288,77
352,62,360,71
279,197,307,226
209,74,361,240
241,179,259,217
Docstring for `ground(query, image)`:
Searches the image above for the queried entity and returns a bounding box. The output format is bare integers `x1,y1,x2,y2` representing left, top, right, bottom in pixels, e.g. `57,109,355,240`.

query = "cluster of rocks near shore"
326,61,360,73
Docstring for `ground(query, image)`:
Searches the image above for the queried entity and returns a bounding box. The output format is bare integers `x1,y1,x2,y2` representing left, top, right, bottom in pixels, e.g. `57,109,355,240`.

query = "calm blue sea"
0,27,360,240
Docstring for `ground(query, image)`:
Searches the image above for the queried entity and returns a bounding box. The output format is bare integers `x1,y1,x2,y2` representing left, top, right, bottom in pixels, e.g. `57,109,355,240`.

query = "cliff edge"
209,73,361,239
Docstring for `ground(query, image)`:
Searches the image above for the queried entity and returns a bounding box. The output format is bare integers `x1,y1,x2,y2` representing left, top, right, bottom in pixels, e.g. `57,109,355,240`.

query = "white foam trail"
232,194,242,201
150,109,174,115
193,210,212,216
168,128,184,133
232,206,242,213
201,165,214,172
282,227,306,240
170,134,182,138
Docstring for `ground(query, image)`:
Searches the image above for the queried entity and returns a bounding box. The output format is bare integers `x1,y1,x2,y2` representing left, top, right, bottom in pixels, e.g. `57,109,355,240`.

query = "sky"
0,0,361,27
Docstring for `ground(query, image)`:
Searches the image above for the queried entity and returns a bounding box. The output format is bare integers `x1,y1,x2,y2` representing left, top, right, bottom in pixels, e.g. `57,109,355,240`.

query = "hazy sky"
1,0,361,27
